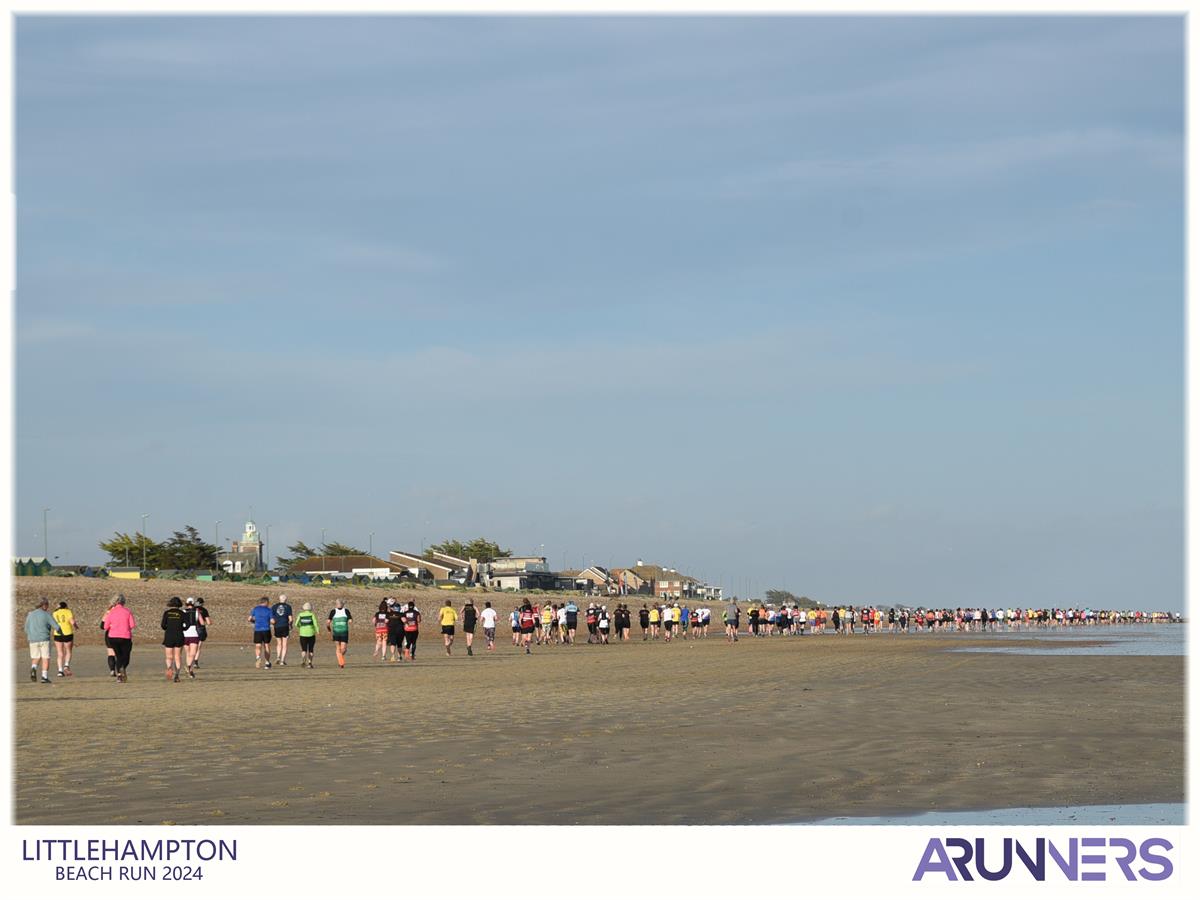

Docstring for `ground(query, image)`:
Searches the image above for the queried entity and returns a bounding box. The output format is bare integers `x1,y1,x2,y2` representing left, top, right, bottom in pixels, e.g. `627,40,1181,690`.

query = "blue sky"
14,16,1184,608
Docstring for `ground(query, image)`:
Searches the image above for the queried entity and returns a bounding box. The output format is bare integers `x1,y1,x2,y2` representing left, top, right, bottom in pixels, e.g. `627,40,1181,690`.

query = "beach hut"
12,557,52,577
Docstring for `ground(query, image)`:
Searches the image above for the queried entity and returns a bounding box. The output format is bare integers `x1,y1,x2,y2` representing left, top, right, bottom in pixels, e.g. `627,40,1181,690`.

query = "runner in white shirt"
480,602,499,651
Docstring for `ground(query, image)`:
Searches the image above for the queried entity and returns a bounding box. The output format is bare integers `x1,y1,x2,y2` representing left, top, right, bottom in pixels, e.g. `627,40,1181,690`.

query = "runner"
639,604,650,640
518,601,536,654
101,597,118,677
101,595,136,682
564,599,579,645
372,600,390,662
182,598,200,678
24,598,56,685
438,599,457,656
461,599,478,656
161,597,187,682
401,601,420,660
723,599,740,643
328,600,352,668
386,599,405,661
51,600,75,677
541,603,555,645
648,603,661,640
249,597,274,669
192,597,211,667
557,603,568,643
662,603,674,643
585,604,599,644
597,605,610,644
480,601,498,651
295,602,320,668
272,594,294,666
510,608,521,646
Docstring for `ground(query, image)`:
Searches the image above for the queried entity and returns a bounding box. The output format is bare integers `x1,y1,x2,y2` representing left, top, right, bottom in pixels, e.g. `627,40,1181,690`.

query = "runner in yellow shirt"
52,601,75,677
438,599,458,657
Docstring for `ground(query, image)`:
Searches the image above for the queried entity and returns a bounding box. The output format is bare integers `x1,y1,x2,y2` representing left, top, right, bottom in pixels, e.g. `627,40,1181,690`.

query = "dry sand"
12,578,1185,825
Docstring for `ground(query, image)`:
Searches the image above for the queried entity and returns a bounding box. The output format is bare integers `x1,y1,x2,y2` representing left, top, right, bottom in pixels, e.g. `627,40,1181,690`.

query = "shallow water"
945,624,1184,656
799,802,1186,826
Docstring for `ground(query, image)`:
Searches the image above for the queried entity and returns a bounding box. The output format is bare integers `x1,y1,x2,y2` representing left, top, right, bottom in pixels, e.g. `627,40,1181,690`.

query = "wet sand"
13,623,1184,825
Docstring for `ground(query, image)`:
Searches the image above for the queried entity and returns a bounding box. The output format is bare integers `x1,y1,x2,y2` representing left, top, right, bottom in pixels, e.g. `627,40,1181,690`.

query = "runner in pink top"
101,595,137,682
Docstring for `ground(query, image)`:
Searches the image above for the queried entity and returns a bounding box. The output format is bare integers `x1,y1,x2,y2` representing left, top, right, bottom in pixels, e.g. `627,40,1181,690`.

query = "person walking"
272,594,294,666
51,601,76,677
461,599,478,656
328,599,352,668
161,597,187,682
101,595,136,682
25,598,56,684
249,597,274,669
295,602,320,668
438,599,457,656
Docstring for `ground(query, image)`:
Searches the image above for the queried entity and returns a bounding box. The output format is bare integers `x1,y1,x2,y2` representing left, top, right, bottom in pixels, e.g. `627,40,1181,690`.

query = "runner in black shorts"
161,597,187,683
461,600,478,657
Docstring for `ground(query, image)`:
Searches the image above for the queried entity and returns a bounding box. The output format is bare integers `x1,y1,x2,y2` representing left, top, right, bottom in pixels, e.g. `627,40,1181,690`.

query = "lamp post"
369,531,375,559
42,508,50,561
214,521,221,573
141,514,149,571
264,524,271,572
321,528,326,572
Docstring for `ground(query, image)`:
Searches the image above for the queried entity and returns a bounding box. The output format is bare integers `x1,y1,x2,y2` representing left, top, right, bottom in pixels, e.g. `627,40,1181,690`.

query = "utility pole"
42,508,49,561
264,524,271,572
369,532,375,559
141,513,149,571
214,521,221,573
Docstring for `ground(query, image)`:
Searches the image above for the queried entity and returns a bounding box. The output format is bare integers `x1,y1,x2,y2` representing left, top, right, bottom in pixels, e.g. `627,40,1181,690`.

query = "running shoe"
41,676,52,684
265,660,271,669
525,647,531,655
173,671,180,683
255,658,262,669
29,668,36,682
166,668,173,681
64,666,72,676
188,665,195,680
467,647,473,656
57,670,64,677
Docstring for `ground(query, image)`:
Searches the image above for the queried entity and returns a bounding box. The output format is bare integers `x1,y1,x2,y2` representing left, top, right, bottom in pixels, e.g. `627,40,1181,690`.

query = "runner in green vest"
328,599,352,669
295,603,320,669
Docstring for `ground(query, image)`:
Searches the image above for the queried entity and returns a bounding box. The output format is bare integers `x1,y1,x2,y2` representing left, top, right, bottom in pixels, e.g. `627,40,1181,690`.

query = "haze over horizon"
13,16,1184,608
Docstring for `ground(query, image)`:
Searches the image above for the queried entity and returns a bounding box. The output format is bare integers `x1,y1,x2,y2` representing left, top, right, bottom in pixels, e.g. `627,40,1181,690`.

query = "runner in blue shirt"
248,598,273,669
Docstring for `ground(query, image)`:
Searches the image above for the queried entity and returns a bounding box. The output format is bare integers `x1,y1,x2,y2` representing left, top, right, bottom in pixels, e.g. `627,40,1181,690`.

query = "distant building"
388,550,468,582
13,556,52,577
218,521,264,575
289,554,409,580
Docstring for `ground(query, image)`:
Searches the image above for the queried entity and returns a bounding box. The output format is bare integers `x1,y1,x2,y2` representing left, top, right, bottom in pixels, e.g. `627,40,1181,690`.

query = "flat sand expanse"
12,580,1184,825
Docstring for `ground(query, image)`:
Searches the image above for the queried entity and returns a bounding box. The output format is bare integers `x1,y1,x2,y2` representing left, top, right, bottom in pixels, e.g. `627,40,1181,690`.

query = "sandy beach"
12,578,1185,825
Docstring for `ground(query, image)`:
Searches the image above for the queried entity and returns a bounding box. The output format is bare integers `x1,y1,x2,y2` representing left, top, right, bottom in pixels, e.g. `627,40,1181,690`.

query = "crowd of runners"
19,592,1182,683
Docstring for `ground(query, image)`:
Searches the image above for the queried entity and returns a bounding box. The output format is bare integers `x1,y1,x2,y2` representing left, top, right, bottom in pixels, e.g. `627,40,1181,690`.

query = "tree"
320,541,364,557
427,538,512,562
159,526,219,570
765,589,822,608
276,541,319,569
99,532,162,568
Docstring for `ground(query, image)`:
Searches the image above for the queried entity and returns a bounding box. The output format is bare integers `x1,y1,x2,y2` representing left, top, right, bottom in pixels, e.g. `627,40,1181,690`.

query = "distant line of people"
19,593,1182,683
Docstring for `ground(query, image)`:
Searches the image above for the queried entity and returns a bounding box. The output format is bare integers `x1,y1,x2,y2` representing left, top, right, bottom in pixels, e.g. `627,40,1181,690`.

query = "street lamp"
264,524,271,572
42,508,50,561
369,531,375,559
321,529,326,571
141,514,149,571
214,521,221,573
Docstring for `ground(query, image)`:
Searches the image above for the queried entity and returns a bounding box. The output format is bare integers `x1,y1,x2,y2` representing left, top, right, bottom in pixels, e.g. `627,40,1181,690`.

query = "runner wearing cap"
192,597,211,667
295,602,320,668
24,599,56,685
52,601,75,677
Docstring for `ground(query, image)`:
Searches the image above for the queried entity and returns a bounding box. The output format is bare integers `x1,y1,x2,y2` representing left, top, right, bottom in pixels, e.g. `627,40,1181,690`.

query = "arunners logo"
912,837,1173,882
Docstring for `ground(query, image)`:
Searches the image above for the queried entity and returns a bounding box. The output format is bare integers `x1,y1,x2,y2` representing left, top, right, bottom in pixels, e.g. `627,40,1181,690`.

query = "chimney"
636,559,644,567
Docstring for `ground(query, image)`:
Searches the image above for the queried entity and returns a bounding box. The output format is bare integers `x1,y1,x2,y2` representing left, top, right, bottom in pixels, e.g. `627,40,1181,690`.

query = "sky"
13,15,1184,609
